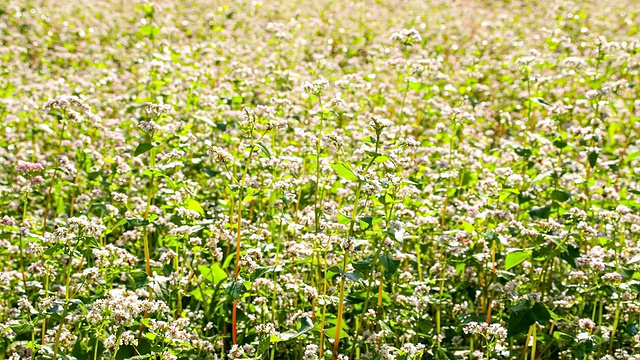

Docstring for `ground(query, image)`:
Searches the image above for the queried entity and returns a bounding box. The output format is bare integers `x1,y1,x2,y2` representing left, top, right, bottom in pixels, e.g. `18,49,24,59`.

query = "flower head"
391,28,422,46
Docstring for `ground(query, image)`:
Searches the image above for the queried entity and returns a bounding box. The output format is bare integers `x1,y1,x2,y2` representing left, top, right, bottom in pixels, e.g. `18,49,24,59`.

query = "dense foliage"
1,0,639,359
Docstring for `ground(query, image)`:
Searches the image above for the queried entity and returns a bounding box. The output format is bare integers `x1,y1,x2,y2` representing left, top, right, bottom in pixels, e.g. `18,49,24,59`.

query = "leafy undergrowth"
1,0,640,359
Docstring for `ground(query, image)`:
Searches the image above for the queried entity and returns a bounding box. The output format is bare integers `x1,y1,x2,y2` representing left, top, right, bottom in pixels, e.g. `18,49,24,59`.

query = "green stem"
52,237,81,360
232,128,264,345
334,135,380,358
436,260,446,336
609,300,621,352
318,251,329,358
269,220,283,360
51,305,69,360
143,143,156,277
441,117,457,230
19,196,29,290
530,324,537,360
397,48,411,124
348,246,381,359
42,119,68,236
333,247,350,359
314,97,324,233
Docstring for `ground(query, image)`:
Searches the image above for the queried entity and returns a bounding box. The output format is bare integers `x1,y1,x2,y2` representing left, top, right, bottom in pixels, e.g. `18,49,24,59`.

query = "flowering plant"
0,1,639,360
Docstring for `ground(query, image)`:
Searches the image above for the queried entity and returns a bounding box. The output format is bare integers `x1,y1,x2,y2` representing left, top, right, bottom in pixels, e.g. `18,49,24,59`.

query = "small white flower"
391,28,422,45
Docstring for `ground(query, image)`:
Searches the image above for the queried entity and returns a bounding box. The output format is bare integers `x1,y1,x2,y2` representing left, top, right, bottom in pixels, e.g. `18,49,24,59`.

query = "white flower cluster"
463,321,508,341
369,115,392,132
138,120,160,133
207,146,233,163
86,288,170,326
391,28,422,45
145,102,174,117
302,77,329,95
43,95,101,123
67,215,106,237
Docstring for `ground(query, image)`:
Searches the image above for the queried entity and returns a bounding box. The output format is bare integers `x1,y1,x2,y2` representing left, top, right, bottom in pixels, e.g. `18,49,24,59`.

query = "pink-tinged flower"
15,161,44,174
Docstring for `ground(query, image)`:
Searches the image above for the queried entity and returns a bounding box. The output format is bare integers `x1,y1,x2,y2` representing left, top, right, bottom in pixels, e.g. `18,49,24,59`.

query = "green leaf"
81,236,100,249
507,300,551,338
280,317,314,341
352,257,374,273
89,203,109,214
499,188,518,201
10,322,33,335
211,264,227,283
359,216,374,230
330,162,358,181
225,280,247,299
142,168,175,189
378,320,393,333
529,97,550,107
337,211,351,225
44,244,63,256
588,151,599,168
324,326,349,340
513,147,532,158
505,250,531,270
461,221,475,233
107,217,129,234
531,302,551,323
553,331,574,342
343,270,364,282
324,265,342,280
379,252,400,278
150,276,172,302
85,337,105,360
134,142,160,157
141,24,160,39
250,265,286,280
127,218,150,227
242,187,260,203
625,151,640,164
130,270,148,288
199,264,227,284
256,141,272,158
375,155,390,163
267,334,281,345
184,198,205,216
553,138,568,149
408,81,427,91
258,336,271,351
560,245,580,267
125,103,146,114
551,190,572,202
529,205,551,219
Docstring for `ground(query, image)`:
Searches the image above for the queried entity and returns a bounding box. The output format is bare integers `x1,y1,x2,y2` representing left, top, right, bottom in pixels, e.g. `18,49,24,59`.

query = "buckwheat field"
1,0,640,359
